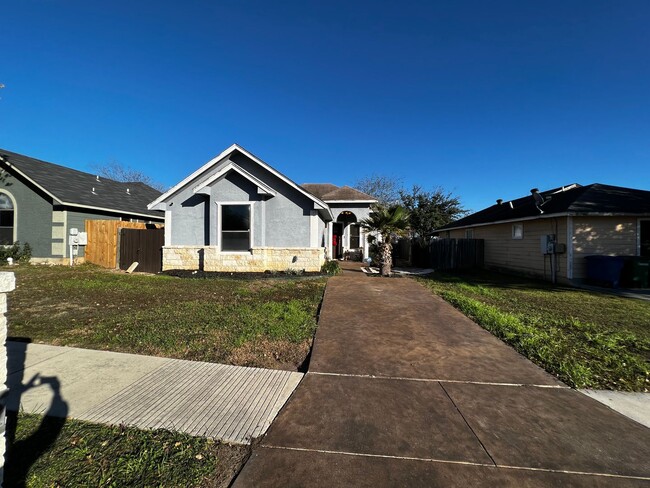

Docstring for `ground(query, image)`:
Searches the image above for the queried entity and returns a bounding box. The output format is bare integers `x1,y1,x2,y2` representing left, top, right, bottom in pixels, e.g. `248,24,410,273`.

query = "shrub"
0,241,32,264
285,268,305,276
320,260,341,276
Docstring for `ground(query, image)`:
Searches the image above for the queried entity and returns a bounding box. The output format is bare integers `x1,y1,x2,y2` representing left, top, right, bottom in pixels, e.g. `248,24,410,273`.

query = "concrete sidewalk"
234,272,650,486
6,342,302,444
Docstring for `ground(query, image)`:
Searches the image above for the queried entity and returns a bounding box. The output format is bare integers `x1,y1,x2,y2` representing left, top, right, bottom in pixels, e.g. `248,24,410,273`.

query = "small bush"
285,268,305,276
0,241,32,264
320,260,341,276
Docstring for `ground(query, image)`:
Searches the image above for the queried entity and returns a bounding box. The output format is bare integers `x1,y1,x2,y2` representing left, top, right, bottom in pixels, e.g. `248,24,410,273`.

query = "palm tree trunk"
381,242,392,276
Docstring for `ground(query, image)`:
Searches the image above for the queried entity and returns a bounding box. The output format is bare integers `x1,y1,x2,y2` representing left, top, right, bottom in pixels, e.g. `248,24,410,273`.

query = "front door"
332,223,343,259
641,220,650,257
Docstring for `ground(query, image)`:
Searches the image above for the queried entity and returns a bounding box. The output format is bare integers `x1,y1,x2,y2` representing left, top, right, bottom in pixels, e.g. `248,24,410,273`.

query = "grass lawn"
417,271,650,391
5,412,249,488
8,264,326,370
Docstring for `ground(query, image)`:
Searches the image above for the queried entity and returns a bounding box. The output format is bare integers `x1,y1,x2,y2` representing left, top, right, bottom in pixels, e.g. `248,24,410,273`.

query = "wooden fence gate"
86,220,161,268
118,228,165,273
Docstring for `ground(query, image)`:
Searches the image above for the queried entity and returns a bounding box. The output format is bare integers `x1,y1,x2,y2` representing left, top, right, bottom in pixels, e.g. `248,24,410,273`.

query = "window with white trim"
512,223,524,240
221,204,251,251
349,224,360,248
0,193,14,245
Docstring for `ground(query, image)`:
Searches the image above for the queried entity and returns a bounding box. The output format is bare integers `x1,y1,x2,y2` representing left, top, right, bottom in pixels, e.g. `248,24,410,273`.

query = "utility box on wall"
540,234,556,254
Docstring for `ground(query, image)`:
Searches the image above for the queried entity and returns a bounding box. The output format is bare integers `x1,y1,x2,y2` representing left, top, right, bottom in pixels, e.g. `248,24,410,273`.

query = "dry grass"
8,264,326,370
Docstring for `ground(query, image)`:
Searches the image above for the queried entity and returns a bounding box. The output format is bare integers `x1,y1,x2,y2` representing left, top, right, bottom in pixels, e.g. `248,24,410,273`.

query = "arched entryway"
332,211,359,259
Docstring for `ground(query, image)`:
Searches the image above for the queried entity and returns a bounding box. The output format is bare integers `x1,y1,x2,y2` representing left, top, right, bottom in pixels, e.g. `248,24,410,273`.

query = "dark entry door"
641,220,650,257
332,223,343,259
119,228,164,273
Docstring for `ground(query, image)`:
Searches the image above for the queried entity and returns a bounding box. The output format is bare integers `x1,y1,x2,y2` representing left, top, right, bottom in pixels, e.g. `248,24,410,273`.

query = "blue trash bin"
584,255,626,288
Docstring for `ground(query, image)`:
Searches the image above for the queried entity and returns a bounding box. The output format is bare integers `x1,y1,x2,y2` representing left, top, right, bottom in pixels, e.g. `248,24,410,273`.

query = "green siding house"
0,149,164,262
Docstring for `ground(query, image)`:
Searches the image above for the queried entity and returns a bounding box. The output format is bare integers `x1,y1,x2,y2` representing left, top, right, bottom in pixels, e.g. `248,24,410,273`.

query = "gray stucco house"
148,144,376,272
0,149,164,262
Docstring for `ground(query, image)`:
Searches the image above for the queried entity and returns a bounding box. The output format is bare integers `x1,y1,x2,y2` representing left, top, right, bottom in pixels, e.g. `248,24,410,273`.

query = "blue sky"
2,1,649,211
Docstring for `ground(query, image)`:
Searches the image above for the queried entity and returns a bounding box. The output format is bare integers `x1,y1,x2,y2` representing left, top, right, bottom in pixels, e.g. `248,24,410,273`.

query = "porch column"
362,227,369,260
327,222,333,260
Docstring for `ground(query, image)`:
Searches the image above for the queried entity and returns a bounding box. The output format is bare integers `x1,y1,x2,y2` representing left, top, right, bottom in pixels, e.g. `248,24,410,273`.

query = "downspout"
567,216,573,282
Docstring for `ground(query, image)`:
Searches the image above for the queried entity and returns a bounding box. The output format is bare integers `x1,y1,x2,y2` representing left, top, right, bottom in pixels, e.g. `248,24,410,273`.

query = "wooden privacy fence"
85,220,162,269
412,238,484,270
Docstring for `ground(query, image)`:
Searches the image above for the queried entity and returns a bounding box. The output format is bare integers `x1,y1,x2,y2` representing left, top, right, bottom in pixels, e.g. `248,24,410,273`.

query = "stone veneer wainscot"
162,246,326,272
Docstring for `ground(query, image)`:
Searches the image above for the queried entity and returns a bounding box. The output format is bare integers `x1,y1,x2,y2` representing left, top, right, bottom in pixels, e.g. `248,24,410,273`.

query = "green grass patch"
8,265,326,369
5,412,249,488
417,271,650,391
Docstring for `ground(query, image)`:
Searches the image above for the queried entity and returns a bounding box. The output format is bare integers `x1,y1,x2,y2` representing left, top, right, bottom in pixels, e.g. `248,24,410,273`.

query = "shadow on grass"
3,339,68,488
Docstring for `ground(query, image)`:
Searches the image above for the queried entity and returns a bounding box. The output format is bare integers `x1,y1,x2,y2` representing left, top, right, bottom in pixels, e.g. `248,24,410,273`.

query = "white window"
0,192,15,245
350,224,361,248
220,204,251,251
512,223,524,240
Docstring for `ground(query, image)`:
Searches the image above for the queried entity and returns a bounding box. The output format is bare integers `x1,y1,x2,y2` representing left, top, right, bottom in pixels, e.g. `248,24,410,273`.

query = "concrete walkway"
6,342,302,444
233,271,650,486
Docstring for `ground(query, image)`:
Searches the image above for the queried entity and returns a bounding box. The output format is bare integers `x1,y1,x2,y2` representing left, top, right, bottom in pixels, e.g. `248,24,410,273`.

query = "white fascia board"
148,144,333,220
147,144,238,209
58,201,164,221
233,145,332,217
324,199,378,204
1,160,63,204
192,162,276,196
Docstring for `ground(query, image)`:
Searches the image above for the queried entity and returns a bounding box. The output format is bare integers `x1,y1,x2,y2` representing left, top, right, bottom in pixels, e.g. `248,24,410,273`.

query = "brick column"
0,272,16,487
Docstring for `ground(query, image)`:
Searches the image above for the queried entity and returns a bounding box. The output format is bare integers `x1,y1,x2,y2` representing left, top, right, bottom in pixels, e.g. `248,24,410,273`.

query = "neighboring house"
0,149,164,263
148,144,376,272
436,183,650,284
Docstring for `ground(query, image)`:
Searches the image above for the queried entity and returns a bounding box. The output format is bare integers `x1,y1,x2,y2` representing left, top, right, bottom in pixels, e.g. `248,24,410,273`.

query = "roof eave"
324,199,378,204
437,210,650,232
0,158,63,204
148,144,332,216
59,201,164,220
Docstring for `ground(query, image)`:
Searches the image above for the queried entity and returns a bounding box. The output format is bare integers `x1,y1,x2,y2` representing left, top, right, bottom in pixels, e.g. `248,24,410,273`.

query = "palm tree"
361,204,410,276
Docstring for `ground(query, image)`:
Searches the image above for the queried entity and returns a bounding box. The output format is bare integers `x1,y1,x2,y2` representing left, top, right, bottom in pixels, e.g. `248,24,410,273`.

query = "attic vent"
92,187,97,195
496,199,503,205
96,175,100,182
126,188,130,195
508,201,513,209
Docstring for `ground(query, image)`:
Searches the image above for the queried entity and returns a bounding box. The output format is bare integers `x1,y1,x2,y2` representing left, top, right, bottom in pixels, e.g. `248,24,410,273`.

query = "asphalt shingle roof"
301,183,376,202
0,149,163,219
438,183,650,231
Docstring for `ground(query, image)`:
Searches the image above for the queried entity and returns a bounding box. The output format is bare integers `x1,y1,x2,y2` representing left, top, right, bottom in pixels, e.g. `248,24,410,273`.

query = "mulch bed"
163,269,326,280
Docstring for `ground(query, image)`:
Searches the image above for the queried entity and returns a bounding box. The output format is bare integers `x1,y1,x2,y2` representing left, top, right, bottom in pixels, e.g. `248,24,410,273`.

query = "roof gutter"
57,201,164,221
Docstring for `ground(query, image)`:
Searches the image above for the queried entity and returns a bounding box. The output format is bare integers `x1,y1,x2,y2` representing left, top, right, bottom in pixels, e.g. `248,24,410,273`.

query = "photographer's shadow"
3,339,69,487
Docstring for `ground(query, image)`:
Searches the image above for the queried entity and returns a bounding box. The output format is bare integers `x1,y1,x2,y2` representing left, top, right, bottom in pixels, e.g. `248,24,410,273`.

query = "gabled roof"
148,144,333,220
0,149,163,220
301,183,377,203
193,162,276,197
438,183,650,231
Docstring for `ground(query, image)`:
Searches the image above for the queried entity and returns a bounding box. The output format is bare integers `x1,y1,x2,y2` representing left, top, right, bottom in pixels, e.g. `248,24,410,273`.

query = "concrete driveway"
233,270,650,487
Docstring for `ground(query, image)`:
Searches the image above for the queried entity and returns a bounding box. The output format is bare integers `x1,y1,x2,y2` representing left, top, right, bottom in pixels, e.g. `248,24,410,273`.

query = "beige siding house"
438,184,650,285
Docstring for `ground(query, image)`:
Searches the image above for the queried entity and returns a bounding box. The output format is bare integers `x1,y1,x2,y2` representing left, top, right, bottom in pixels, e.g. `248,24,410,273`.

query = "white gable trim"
193,162,276,197
0,158,63,204
148,144,333,220
325,199,377,204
